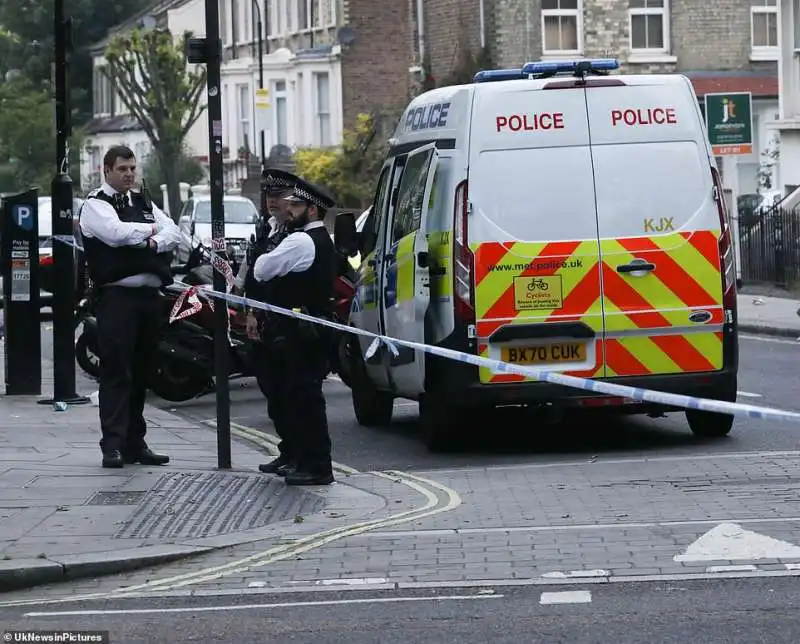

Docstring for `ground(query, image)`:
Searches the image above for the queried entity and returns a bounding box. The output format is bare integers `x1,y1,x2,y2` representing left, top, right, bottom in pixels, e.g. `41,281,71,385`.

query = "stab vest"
260,226,335,317
244,218,289,302
81,190,173,287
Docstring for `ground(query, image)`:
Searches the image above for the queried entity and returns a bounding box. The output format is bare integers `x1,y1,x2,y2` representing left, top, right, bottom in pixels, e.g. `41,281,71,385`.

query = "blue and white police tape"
52,233,800,424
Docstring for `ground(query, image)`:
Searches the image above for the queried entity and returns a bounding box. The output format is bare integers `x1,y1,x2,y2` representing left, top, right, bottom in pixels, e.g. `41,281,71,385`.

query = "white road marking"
23,594,503,617
356,516,800,539
785,563,800,570
737,391,762,398
539,591,592,605
428,450,800,475
541,570,610,579
706,565,758,573
741,334,800,345
316,578,389,586
674,522,800,562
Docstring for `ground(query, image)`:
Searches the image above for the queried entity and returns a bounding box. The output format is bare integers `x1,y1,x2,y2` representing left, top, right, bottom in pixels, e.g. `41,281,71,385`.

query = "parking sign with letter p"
12,205,33,231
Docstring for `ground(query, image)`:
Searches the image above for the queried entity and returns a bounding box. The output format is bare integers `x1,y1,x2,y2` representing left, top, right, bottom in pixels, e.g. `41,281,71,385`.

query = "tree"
293,112,398,209
101,28,206,219
0,76,83,192
0,0,150,122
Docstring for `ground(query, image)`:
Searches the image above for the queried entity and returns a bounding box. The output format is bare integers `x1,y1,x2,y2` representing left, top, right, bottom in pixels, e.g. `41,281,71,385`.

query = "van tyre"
686,409,734,437
686,383,736,437
352,379,393,427
419,398,460,452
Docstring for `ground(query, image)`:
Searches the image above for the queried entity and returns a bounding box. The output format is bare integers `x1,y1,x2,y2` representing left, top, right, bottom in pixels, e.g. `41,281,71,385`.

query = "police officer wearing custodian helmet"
79,145,182,469
251,177,336,486
235,168,298,475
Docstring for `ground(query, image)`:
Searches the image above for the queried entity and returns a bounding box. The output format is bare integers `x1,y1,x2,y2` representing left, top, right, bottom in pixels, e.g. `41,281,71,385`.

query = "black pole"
252,0,266,170
204,0,231,469
48,0,87,406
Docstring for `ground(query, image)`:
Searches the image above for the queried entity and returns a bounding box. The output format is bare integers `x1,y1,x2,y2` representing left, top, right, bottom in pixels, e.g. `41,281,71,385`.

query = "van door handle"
617,260,656,274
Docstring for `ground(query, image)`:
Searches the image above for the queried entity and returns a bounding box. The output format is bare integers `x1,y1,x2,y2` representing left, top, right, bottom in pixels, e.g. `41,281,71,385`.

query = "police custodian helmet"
284,176,336,210
261,168,298,195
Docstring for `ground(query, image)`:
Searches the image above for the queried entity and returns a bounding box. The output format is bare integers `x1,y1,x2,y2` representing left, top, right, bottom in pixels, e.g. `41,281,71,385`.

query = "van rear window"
591,141,709,235
469,146,599,243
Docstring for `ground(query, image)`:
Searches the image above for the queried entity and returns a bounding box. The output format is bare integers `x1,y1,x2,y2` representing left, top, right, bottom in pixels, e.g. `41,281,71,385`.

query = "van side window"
363,167,391,256
391,148,435,244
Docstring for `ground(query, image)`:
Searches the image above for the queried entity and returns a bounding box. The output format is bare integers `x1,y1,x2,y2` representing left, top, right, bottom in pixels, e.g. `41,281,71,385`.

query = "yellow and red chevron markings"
472,230,724,384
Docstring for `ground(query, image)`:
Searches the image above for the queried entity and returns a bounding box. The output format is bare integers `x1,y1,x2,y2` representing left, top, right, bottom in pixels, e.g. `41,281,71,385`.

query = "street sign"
704,92,753,156
255,87,270,110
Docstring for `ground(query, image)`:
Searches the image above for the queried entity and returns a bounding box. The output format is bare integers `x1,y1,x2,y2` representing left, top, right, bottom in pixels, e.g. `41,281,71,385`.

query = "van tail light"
453,180,475,325
711,167,737,310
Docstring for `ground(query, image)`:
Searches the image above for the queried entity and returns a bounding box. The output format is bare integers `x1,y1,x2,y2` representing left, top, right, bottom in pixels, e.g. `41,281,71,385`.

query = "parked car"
174,193,259,264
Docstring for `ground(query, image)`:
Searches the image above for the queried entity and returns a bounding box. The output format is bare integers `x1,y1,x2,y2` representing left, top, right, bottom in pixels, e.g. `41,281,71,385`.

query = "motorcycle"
74,291,100,380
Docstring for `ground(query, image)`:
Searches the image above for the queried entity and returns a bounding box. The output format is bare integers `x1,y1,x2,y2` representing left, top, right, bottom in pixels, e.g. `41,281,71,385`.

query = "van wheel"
419,398,460,452
351,373,393,427
686,409,734,437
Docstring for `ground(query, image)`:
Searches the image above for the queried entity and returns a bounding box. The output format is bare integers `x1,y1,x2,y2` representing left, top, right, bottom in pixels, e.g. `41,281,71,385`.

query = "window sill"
540,51,584,59
627,53,677,64
750,49,779,62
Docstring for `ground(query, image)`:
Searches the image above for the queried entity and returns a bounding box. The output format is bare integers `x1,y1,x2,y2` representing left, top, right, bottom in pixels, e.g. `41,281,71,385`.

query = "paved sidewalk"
0,345,419,593
737,293,800,338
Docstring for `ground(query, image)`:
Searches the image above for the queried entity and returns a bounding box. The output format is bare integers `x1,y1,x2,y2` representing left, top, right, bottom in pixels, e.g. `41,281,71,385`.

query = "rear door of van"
585,76,727,378
467,80,606,384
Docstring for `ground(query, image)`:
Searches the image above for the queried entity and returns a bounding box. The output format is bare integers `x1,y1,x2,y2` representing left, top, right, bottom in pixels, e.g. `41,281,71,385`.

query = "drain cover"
115,471,325,539
86,491,147,506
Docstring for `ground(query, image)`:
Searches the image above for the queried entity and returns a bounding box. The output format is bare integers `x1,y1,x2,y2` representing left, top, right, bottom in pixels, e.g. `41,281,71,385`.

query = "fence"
737,205,800,287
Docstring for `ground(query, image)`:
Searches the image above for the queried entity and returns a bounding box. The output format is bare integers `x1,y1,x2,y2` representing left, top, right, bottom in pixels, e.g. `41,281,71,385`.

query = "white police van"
340,59,738,450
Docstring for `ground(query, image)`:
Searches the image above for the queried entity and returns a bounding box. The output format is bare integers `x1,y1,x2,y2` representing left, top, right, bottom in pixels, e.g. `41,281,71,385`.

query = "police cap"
261,168,298,195
283,176,336,210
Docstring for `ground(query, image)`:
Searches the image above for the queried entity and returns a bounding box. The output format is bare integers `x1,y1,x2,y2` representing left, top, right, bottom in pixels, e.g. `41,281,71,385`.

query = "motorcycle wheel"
150,360,211,402
336,333,356,389
75,329,101,379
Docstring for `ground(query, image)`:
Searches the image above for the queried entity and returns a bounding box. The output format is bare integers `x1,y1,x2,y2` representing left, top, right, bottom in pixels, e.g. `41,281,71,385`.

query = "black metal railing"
738,205,800,287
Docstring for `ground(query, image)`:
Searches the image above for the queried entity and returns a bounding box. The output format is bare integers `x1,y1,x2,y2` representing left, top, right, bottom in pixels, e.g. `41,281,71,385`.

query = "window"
628,0,668,53
322,0,336,27
134,142,148,162
236,84,251,152
541,0,581,54
363,167,391,256
392,148,435,244
273,80,288,145
219,0,228,45
314,72,331,146
93,68,113,115
751,0,778,54
285,0,295,32
194,199,259,224
268,0,284,36
297,0,311,30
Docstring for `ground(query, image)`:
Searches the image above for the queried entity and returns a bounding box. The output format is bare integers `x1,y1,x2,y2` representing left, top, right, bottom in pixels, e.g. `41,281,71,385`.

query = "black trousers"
95,285,162,455
263,327,332,475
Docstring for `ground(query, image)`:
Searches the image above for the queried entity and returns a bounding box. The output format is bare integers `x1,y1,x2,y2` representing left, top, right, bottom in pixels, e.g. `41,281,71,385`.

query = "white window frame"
314,71,331,147
285,0,296,33
750,0,779,60
320,0,336,27
296,0,312,31
236,83,252,153
628,0,670,57
272,79,289,146
267,0,283,36
541,0,583,56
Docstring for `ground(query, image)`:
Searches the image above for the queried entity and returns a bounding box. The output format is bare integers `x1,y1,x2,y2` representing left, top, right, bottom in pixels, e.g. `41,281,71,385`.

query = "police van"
339,59,739,450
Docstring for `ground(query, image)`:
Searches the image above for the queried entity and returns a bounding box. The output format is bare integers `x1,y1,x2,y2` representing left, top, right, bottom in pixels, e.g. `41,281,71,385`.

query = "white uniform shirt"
80,182,182,287
253,220,324,283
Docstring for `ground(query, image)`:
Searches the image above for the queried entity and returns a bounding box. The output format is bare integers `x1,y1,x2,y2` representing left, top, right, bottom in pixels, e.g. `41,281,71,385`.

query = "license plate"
501,342,587,365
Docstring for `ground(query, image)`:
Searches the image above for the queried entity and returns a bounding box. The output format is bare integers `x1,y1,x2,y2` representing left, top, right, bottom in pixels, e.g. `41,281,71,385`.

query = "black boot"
102,449,124,469
124,447,170,465
285,468,334,486
259,454,295,475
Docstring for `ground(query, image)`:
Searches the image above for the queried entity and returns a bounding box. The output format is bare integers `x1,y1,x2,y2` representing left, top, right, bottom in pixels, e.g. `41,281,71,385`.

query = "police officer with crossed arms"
235,168,299,476
79,145,181,469
251,176,337,486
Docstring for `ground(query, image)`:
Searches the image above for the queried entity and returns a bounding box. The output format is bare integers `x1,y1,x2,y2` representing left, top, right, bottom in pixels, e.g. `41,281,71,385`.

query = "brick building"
418,0,780,196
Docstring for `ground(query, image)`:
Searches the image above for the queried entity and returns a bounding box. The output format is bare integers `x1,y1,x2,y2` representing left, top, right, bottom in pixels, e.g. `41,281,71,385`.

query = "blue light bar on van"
521,58,620,75
473,68,525,83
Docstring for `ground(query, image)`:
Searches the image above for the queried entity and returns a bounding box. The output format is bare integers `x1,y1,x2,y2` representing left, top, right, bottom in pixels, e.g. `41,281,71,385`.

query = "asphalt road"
124,333,800,473
3,579,800,643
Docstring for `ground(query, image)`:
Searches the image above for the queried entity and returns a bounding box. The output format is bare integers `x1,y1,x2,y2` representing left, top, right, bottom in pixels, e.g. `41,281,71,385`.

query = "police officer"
234,168,299,476
79,145,181,469
252,177,336,486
